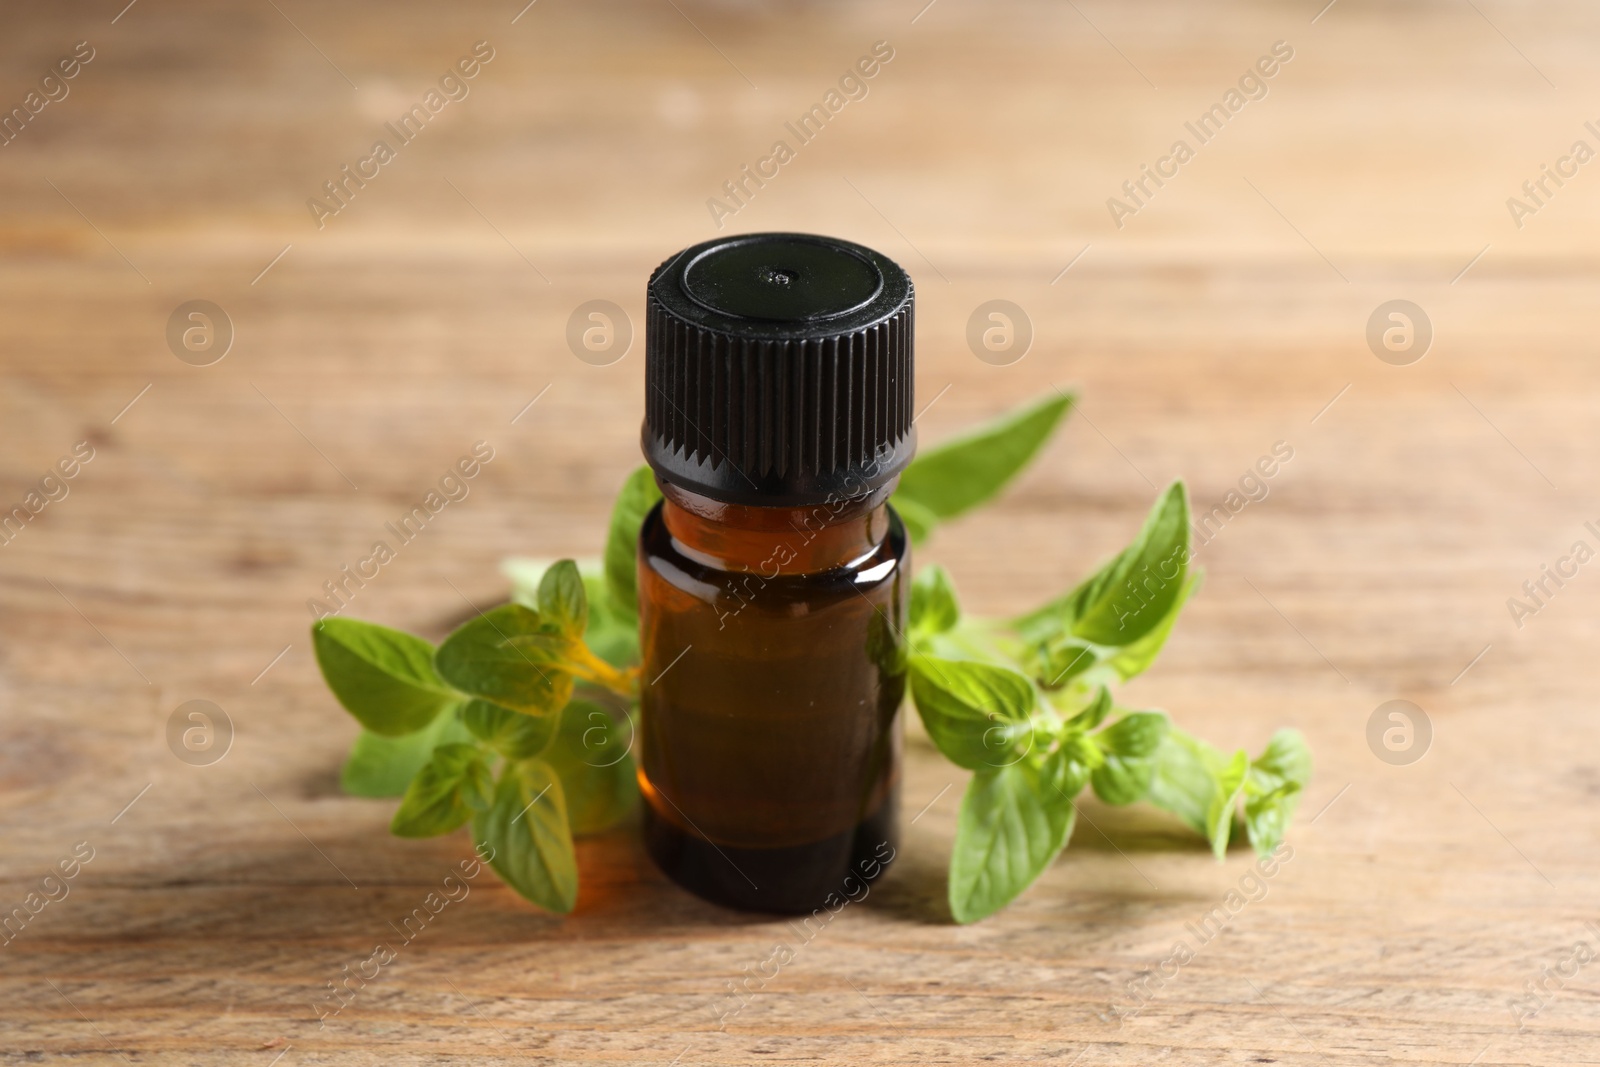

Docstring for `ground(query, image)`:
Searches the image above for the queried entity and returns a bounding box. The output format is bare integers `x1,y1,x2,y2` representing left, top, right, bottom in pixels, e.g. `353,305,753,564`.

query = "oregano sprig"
902,477,1309,922
310,390,1309,921
312,557,642,914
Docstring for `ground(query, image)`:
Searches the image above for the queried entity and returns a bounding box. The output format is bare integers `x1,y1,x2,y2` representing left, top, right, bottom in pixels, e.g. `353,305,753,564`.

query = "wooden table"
3,1,1597,1062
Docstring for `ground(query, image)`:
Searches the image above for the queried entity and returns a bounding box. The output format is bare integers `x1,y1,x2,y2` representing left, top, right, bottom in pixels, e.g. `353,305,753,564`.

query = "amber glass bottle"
636,233,915,913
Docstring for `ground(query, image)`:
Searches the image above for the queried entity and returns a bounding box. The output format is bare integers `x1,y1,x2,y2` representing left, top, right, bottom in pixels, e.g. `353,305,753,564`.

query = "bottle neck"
658,478,896,576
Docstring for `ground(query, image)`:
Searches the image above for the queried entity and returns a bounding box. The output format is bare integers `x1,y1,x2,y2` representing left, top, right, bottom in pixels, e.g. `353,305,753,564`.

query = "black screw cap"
643,232,915,506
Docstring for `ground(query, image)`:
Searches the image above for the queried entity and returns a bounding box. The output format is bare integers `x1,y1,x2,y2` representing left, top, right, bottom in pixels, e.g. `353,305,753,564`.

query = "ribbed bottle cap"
643,233,915,506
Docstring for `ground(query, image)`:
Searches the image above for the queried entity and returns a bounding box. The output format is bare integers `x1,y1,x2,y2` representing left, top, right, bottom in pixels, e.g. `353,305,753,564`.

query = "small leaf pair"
1147,726,1312,859
1012,481,1195,688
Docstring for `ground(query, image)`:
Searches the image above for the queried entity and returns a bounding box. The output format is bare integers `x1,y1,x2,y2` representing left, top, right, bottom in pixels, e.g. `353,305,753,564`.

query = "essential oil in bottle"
635,232,915,913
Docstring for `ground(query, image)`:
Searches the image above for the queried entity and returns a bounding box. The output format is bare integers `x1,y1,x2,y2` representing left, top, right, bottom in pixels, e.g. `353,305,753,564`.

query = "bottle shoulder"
640,499,909,598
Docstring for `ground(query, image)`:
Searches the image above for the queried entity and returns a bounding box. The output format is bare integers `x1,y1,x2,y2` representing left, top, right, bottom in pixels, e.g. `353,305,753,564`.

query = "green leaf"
1146,728,1228,839
1035,727,1100,815
390,743,493,838
1015,481,1190,649
1206,749,1250,859
1244,785,1300,857
909,565,960,639
503,556,560,607
909,655,1037,770
1062,685,1113,733
475,759,578,914
504,557,638,668
1147,730,1249,857
1032,635,1101,690
339,709,473,798
603,466,662,621
538,560,588,640
544,701,637,835
892,392,1074,544
1088,711,1169,806
948,760,1077,924
1149,727,1305,857
1108,571,1202,681
1090,753,1157,806
1096,711,1169,758
1250,728,1312,790
1243,729,1311,856
1039,737,1096,800
462,699,560,760
311,618,459,737
434,604,574,717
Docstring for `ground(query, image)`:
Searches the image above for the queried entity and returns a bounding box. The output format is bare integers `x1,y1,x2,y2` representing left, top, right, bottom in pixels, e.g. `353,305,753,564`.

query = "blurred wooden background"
3,0,1599,1063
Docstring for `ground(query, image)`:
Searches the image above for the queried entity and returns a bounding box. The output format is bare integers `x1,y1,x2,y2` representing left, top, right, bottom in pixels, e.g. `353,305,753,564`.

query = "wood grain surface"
3,0,1599,1063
